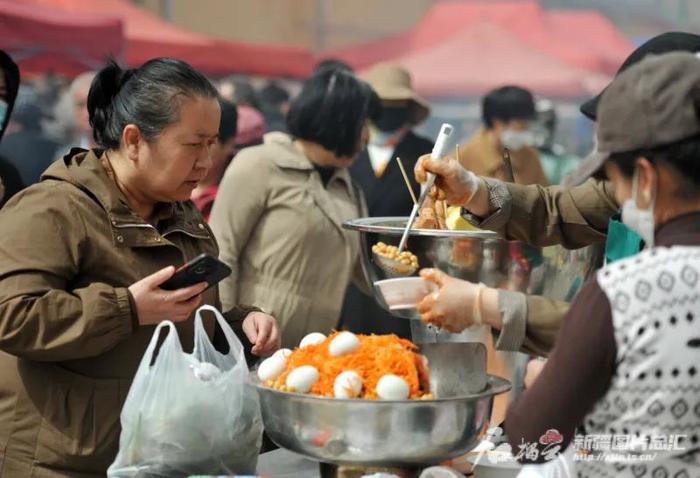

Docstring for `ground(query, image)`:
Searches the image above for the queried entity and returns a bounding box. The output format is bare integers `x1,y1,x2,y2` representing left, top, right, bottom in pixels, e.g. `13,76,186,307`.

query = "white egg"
257,355,286,382
299,332,327,348
328,331,360,357
272,348,293,360
333,371,363,398
286,365,320,393
376,374,410,400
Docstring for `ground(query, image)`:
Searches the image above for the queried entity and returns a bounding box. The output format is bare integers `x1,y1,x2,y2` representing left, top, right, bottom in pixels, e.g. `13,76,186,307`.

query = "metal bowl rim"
249,373,511,404
342,217,500,239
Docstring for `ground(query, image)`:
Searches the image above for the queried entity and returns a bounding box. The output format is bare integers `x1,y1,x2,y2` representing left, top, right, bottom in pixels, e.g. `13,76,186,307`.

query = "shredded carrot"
268,332,430,400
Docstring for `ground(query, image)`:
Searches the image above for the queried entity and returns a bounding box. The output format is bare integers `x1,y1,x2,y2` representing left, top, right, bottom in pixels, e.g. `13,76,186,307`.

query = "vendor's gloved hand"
415,153,481,207
416,268,482,333
242,311,280,357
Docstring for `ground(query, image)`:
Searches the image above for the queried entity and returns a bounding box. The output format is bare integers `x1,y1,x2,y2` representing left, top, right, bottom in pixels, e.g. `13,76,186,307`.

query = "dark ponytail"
88,58,218,149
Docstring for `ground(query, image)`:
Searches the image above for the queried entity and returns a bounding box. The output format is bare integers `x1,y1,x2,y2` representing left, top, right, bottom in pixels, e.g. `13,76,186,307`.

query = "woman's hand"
242,311,281,357
416,268,480,332
416,268,501,333
129,266,208,326
415,154,482,208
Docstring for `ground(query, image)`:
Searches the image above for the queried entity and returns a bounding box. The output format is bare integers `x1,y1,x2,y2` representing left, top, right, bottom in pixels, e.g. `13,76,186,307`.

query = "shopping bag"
108,305,263,477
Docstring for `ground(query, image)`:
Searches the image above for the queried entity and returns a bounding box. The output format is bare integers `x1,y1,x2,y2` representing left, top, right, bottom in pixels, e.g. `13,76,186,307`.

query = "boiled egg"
333,371,363,398
286,365,319,393
376,374,410,400
328,331,360,357
257,355,286,382
299,332,326,348
272,348,293,360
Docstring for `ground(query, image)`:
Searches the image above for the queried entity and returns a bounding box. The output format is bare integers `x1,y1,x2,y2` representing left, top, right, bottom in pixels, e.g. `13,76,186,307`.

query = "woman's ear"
122,124,142,163
636,157,657,207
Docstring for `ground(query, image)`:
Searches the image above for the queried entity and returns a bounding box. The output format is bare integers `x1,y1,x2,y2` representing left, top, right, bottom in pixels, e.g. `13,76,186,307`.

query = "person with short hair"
0,58,279,476
455,85,548,186
210,69,376,348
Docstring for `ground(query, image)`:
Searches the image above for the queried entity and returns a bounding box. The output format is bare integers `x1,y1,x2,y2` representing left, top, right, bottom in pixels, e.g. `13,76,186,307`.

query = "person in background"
413,32,700,358
0,50,23,209
0,86,60,186
258,81,290,133
219,76,262,111
0,58,279,477
533,98,579,185
455,85,548,186
507,52,700,477
340,62,433,338
235,104,266,150
210,69,376,348
53,71,97,157
191,99,238,221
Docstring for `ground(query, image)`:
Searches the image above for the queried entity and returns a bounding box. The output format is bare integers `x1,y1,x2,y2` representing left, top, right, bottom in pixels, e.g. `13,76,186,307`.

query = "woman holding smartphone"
0,58,278,477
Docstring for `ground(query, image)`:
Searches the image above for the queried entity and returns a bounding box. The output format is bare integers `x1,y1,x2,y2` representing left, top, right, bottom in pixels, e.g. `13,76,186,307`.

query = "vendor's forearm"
481,287,502,329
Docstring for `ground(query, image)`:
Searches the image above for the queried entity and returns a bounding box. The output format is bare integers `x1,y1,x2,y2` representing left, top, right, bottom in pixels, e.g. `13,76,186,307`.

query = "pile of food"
372,242,419,270
257,331,432,400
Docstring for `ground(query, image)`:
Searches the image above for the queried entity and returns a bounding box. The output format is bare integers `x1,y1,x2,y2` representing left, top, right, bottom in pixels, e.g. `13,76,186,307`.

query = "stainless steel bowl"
344,217,603,325
251,343,511,466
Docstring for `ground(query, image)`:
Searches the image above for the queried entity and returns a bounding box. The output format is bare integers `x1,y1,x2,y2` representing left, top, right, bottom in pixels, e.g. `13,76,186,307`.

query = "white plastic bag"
108,305,263,477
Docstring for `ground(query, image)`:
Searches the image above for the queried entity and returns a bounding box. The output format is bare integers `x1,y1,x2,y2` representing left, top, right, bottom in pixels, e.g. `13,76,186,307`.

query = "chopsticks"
395,157,418,205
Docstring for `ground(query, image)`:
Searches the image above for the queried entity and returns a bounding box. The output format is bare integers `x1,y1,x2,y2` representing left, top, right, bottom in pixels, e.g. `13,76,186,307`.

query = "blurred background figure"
339,62,433,338
52,71,96,157
0,86,60,186
0,50,22,209
454,85,548,185
191,98,238,222
235,104,266,150
218,75,262,111
258,81,290,132
534,98,580,185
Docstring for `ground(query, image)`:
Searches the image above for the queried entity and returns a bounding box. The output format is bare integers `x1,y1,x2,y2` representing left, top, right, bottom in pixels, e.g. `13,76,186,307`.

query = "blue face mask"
0,100,7,128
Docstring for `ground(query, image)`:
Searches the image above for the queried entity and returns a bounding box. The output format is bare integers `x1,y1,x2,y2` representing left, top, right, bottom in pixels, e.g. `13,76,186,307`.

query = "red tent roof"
401,21,609,97
0,0,124,76
330,0,632,96
28,0,313,77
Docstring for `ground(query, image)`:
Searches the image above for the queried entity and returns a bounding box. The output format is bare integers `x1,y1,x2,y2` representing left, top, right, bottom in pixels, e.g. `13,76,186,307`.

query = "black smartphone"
160,253,232,291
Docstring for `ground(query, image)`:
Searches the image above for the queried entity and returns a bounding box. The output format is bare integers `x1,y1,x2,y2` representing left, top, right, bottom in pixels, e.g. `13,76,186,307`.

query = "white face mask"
621,169,656,248
500,128,536,151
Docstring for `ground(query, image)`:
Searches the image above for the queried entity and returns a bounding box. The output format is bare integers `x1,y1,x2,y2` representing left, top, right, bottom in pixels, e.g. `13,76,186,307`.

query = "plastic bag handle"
193,305,246,362
137,320,181,373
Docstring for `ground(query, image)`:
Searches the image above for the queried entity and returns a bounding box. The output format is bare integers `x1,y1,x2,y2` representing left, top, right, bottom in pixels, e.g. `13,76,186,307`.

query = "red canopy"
0,0,124,76
329,0,632,96
403,21,609,97
28,0,313,77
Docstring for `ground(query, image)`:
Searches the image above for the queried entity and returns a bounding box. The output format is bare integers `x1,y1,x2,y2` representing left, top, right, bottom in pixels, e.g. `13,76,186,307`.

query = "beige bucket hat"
362,62,431,125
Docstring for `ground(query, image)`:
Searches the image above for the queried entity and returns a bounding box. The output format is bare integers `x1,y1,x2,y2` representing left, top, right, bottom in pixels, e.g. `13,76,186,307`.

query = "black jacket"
340,131,433,338
0,51,21,208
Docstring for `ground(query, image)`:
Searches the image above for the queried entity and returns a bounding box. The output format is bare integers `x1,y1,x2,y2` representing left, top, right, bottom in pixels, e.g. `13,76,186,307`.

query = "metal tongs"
373,123,454,277
398,123,454,252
